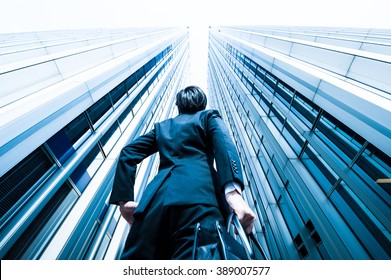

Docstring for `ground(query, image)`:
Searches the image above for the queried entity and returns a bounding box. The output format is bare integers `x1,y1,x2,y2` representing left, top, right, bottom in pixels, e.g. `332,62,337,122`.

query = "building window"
2,180,78,259
0,146,56,226
293,234,309,259
269,103,285,131
282,121,305,155
290,93,319,129
264,73,277,93
109,83,127,106
46,113,91,164
124,74,138,94
100,122,122,156
331,180,390,259
301,144,338,194
315,112,364,165
86,94,113,127
275,81,294,108
69,145,104,193
305,220,322,246
354,143,391,197
243,56,256,74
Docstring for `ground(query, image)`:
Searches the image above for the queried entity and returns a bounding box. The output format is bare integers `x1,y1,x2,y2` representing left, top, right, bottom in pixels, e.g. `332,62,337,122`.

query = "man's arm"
224,181,256,234
207,110,256,233
109,129,157,225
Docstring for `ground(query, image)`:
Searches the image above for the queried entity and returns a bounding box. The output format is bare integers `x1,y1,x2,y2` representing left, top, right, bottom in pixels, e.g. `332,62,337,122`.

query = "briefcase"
192,212,267,260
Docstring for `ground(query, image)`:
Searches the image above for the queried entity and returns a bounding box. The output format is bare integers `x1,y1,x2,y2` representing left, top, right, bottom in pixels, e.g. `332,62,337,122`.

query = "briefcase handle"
226,212,254,259
226,212,269,260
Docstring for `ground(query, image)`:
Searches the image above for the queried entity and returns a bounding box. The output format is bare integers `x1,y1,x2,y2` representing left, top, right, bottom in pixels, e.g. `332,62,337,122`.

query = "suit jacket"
109,109,244,216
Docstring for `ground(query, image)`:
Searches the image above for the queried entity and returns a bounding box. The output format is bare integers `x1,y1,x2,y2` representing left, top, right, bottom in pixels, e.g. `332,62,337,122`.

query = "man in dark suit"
109,85,255,259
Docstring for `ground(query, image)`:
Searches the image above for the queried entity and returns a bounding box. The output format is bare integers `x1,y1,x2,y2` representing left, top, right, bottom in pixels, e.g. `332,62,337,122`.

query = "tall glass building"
0,27,190,259
208,26,391,260
0,26,390,260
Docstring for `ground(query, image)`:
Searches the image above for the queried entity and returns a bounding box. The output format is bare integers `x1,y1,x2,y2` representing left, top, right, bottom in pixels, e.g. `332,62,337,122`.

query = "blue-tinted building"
0,27,190,259
208,26,391,259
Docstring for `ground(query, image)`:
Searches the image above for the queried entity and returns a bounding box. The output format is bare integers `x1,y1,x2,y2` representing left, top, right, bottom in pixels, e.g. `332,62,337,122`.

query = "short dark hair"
176,85,207,114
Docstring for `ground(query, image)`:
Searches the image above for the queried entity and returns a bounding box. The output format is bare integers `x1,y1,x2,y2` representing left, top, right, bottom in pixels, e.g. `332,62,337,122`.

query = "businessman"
109,85,256,259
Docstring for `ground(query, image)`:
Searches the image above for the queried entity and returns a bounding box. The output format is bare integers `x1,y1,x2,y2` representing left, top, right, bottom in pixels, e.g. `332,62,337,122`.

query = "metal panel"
0,61,62,105
315,36,363,50
348,56,391,93
45,40,90,55
0,47,49,65
55,46,114,79
264,37,292,54
289,43,354,75
360,43,391,56
110,39,138,57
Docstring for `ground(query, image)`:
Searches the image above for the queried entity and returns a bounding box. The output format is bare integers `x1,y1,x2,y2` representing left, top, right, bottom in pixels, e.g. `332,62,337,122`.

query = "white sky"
1,0,390,88
1,0,390,32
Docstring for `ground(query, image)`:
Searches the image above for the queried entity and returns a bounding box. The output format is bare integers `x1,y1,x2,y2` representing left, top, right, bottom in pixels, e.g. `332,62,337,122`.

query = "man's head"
176,85,207,114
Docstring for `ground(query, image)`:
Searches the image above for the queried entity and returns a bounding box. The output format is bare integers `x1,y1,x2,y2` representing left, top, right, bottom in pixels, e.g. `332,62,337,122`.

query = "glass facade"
208,26,390,260
0,28,189,259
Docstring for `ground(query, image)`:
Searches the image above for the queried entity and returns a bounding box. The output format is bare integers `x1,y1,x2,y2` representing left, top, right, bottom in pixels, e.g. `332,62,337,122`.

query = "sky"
1,0,390,88
1,0,390,32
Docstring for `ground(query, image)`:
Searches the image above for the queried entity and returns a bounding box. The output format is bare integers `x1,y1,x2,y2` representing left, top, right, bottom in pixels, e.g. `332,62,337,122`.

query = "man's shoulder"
199,109,221,118
156,109,221,127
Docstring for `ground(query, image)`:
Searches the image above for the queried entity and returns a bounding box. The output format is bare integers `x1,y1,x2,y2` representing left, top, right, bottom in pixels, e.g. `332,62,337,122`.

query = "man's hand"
225,190,256,234
119,201,138,224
